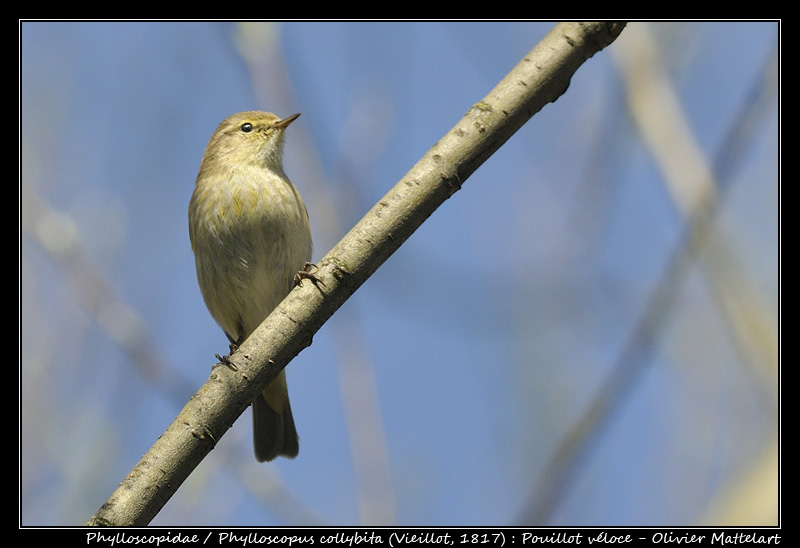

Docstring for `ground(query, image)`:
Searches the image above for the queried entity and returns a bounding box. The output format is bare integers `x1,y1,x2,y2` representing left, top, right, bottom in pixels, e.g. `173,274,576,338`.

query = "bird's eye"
240,123,253,133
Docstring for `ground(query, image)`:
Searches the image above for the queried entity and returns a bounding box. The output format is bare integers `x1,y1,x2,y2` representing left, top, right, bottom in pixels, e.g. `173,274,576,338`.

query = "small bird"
188,111,311,462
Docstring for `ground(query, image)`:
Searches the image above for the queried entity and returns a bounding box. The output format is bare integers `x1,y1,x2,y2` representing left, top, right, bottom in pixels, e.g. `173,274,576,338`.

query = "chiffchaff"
188,111,311,462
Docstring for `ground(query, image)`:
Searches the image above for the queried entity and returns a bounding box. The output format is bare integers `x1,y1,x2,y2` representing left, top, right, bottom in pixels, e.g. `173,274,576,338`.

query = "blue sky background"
20,21,779,527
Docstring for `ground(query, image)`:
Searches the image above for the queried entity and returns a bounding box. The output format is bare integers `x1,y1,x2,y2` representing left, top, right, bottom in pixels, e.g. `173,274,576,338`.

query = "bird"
188,111,311,461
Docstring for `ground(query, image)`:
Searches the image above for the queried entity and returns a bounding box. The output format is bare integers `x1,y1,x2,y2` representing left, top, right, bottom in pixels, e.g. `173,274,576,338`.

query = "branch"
86,21,626,527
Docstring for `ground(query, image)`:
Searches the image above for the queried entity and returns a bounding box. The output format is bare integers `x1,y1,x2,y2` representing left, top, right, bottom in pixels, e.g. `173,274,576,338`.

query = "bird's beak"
275,113,301,129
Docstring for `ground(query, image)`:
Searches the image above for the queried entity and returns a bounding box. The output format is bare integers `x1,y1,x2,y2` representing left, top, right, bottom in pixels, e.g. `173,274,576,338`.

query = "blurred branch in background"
518,22,778,525
21,186,175,391
618,24,779,381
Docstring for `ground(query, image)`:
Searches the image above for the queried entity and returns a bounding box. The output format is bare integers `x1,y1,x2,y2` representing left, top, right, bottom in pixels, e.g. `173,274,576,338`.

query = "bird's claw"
294,262,324,287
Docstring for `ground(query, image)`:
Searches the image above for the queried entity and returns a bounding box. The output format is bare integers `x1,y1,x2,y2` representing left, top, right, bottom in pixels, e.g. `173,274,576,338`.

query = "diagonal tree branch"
86,21,626,527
